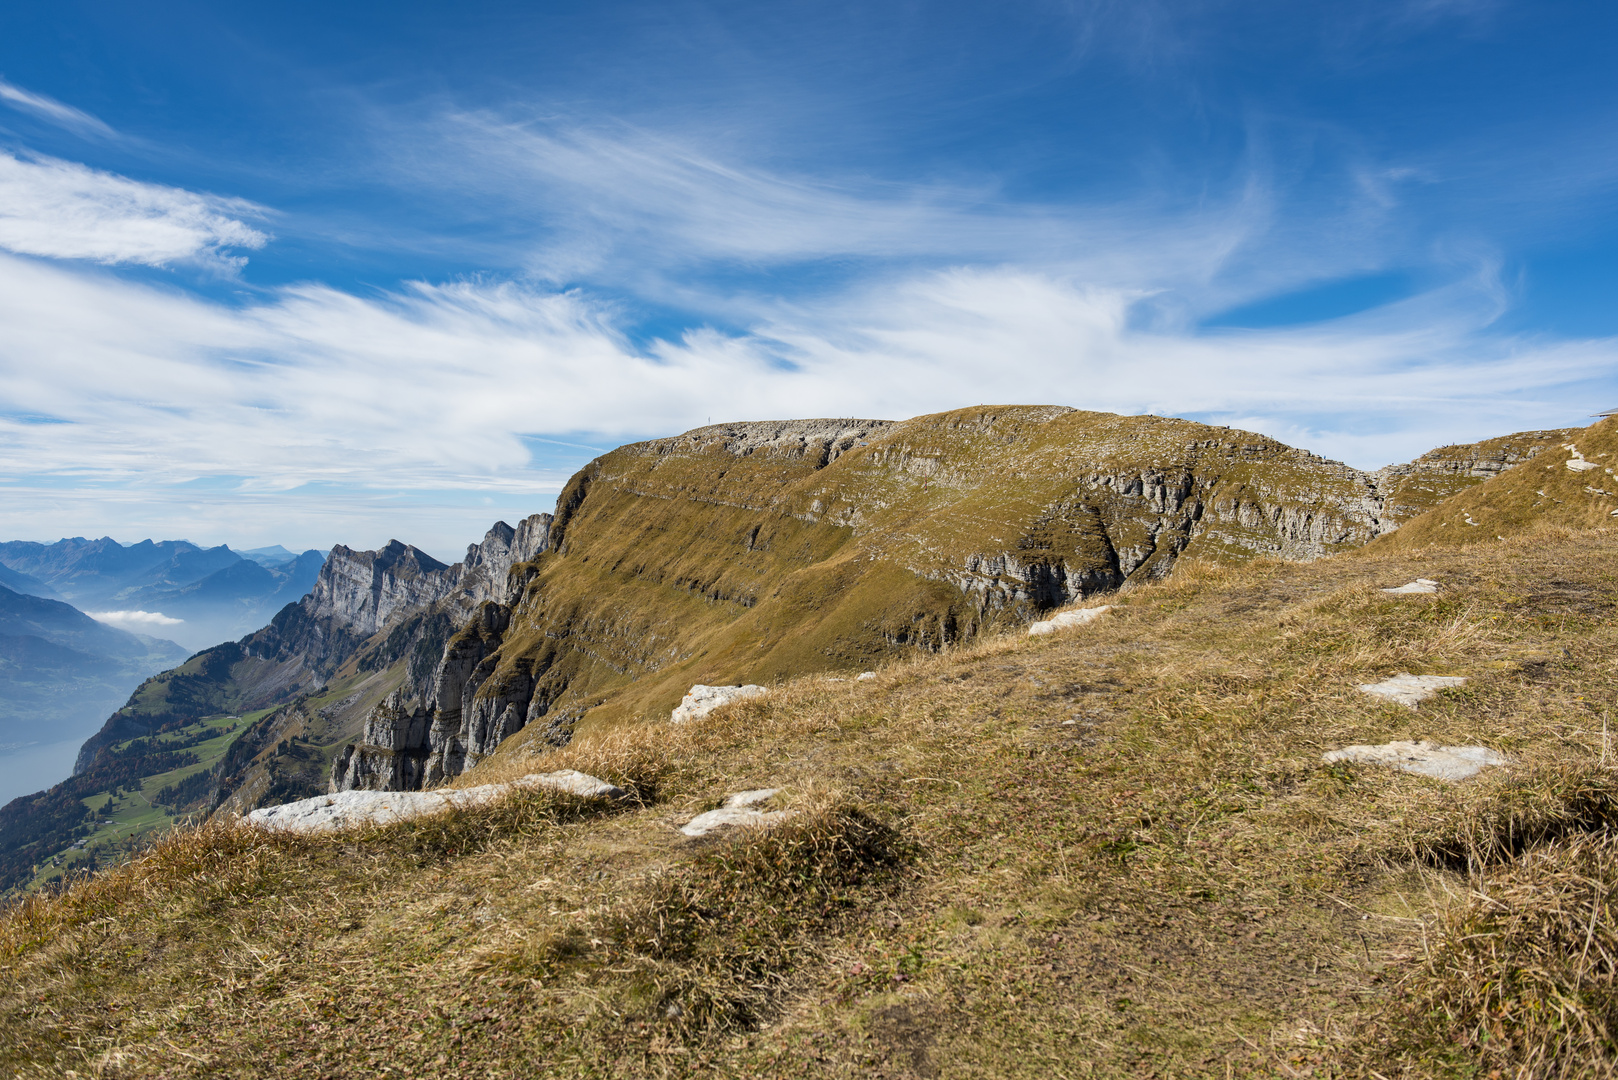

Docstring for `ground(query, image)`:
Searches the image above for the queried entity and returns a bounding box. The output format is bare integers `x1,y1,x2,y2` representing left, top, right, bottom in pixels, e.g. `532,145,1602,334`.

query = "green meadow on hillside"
22,709,276,891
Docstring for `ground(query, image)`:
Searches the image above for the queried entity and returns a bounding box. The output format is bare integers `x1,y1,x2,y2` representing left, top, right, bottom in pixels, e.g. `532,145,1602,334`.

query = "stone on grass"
1323,740,1506,781
680,788,792,837
1382,578,1439,595
1029,605,1113,636
856,671,877,681
246,770,626,834
1357,673,1466,709
670,684,768,724
724,788,781,807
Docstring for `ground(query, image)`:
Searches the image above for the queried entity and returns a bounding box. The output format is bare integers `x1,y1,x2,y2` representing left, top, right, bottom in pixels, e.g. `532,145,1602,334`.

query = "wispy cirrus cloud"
0,100,1610,555
0,77,118,139
391,115,1274,292
0,151,268,268
0,244,1608,505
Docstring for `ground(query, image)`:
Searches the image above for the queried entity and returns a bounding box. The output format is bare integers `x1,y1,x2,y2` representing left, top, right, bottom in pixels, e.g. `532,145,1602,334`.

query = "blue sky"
1,0,1615,560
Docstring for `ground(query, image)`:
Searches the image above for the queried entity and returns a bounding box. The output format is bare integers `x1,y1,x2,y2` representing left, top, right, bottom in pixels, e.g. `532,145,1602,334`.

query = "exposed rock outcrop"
251,769,626,834
1323,741,1505,781
1383,579,1439,595
670,684,769,724
680,788,791,837
329,689,431,791
316,518,556,796
1357,673,1467,708
1028,605,1112,636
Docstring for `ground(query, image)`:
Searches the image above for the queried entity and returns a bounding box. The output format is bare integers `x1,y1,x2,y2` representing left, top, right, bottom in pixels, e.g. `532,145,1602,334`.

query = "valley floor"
4,527,1618,1078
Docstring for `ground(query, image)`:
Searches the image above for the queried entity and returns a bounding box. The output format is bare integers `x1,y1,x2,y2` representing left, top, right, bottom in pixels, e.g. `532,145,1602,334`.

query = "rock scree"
670,684,768,724
1323,740,1507,781
246,770,625,834
1357,673,1467,708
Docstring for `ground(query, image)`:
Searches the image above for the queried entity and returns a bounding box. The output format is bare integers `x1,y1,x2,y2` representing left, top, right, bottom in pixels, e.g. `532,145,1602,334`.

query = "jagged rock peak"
306,540,463,638
461,513,553,605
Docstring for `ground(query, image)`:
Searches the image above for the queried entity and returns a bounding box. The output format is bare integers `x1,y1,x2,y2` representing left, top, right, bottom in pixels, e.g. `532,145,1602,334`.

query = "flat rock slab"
1029,605,1112,636
681,788,790,837
670,684,768,724
246,770,626,834
1358,673,1466,708
680,806,794,837
1324,740,1506,781
1382,578,1439,594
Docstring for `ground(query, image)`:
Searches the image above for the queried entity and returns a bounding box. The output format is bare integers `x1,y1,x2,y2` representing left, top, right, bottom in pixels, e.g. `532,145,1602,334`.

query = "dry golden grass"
5,525,1618,1077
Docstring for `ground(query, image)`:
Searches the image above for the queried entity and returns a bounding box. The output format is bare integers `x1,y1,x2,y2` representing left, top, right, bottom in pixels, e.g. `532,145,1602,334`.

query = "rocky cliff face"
326,520,553,794
304,541,459,640
332,406,1552,797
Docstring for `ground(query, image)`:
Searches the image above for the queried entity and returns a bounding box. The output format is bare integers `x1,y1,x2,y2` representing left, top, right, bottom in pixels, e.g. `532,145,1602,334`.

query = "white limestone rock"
855,671,877,681
1029,605,1112,636
1382,578,1439,594
680,789,790,837
1324,740,1506,781
1357,673,1467,709
246,770,625,834
722,788,781,808
670,684,768,724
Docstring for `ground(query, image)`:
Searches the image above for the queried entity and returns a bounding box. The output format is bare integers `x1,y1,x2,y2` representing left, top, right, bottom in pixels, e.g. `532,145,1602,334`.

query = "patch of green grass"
22,710,271,892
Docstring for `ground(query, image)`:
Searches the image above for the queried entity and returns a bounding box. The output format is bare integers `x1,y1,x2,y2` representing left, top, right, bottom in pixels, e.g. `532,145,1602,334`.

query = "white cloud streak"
88,610,184,629
0,151,268,267
0,78,117,138
0,248,1609,511
395,116,1273,293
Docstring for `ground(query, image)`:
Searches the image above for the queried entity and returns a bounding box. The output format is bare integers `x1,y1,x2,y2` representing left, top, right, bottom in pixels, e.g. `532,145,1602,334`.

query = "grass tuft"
580,806,914,1033
1362,830,1618,1078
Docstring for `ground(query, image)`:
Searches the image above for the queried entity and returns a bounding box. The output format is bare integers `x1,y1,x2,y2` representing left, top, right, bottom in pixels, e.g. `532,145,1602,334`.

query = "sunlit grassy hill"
6,418,1618,1077
1376,420,1618,549
455,405,1496,743
0,408,1577,900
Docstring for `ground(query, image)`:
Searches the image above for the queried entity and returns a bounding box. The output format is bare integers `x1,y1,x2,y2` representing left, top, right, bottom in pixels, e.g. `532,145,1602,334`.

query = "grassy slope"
6,424,1618,1076
1373,427,1576,522
1377,420,1618,548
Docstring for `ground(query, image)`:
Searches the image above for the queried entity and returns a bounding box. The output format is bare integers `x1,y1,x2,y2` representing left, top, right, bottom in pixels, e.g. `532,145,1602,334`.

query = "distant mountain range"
0,537,325,652
0,583,190,805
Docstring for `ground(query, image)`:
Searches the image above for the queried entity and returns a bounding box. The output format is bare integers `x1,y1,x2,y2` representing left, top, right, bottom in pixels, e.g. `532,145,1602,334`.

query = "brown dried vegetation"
6,424,1618,1077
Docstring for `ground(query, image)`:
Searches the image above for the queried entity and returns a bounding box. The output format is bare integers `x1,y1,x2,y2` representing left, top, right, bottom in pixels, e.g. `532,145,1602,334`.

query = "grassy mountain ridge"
0,411,1569,897
4,417,1618,1075
458,406,1548,742
1374,420,1618,549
